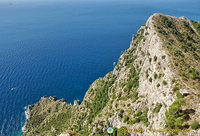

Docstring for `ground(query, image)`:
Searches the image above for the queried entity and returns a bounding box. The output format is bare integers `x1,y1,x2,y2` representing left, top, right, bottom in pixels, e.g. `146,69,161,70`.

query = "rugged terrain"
23,13,200,136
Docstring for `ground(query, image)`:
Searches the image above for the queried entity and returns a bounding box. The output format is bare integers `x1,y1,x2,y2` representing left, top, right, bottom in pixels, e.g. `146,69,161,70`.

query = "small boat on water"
10,88,16,91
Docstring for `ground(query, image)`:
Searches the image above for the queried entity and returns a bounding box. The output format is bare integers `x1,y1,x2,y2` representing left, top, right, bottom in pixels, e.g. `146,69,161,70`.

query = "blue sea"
0,0,199,135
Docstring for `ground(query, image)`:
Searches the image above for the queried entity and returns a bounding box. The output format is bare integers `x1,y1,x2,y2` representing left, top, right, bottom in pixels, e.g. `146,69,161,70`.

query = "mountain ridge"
23,13,200,136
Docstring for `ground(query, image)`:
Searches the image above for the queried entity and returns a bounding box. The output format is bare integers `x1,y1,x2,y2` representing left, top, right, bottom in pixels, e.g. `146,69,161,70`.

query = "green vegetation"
134,110,142,117
176,91,183,99
153,103,162,113
157,25,167,35
141,51,145,56
158,73,162,78
138,28,145,42
165,98,186,129
22,97,80,136
162,55,166,59
191,120,200,130
172,85,180,92
23,14,200,136
88,74,117,123
155,14,200,90
124,116,129,123
149,77,153,82
162,80,167,85
123,48,137,67
120,109,124,114
122,66,140,101
191,20,200,34
117,127,129,136
146,70,149,78
128,108,149,126
154,56,158,61
154,73,158,79
149,57,152,63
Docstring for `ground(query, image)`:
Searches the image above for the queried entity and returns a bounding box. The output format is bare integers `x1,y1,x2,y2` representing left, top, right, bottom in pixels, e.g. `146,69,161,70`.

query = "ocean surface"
0,0,199,135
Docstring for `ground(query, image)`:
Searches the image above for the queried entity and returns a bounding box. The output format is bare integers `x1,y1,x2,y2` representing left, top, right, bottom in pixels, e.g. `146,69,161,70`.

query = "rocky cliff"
23,13,200,136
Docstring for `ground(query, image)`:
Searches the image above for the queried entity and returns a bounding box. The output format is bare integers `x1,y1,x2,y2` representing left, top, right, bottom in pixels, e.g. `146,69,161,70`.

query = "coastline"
22,106,31,133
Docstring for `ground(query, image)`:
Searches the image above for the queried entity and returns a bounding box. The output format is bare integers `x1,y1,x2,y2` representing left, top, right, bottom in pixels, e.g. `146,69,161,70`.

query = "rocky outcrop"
23,13,200,136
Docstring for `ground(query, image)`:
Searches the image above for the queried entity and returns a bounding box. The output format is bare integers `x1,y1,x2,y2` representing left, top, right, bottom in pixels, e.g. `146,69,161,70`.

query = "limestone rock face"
23,13,200,136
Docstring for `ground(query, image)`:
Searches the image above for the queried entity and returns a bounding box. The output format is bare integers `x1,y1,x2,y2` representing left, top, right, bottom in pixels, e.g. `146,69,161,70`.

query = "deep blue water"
0,0,199,135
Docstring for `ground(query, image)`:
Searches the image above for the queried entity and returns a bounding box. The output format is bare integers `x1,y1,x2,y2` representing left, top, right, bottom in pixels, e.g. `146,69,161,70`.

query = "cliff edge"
23,13,200,136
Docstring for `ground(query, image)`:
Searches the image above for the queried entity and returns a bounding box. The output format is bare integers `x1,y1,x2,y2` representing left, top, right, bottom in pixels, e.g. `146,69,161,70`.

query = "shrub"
174,49,184,57
149,77,153,82
154,73,158,79
118,92,122,98
132,118,140,124
158,28,167,35
162,55,166,59
168,38,174,44
153,103,162,113
117,127,129,136
154,56,158,61
141,51,145,56
174,117,184,128
165,98,186,129
149,58,152,63
132,108,149,126
162,80,167,85
88,74,117,123
172,85,179,92
191,120,200,130
159,73,162,78
157,83,160,87
171,78,176,84
181,45,189,52
120,109,124,114
176,91,183,99
146,70,149,78
134,110,142,117
142,108,149,126
161,16,174,28
124,116,129,122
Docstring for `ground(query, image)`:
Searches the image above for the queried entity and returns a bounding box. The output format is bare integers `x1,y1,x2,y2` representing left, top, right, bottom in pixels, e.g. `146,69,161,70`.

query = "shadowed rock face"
23,13,200,136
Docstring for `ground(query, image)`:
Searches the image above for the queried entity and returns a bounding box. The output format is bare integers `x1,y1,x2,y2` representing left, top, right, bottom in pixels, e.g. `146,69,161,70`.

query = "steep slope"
23,13,200,136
